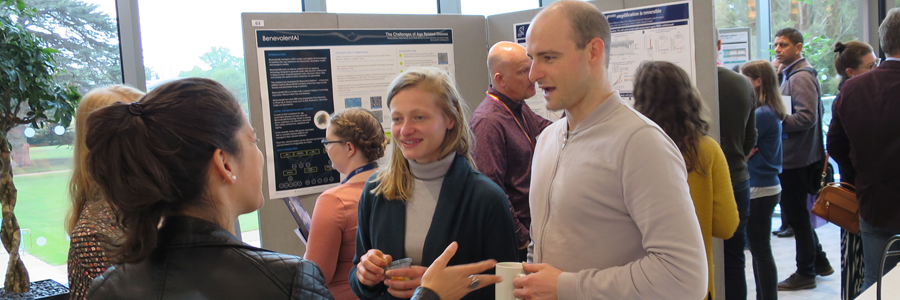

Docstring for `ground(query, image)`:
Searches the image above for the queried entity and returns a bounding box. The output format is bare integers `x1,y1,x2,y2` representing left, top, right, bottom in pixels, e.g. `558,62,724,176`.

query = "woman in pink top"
305,108,387,299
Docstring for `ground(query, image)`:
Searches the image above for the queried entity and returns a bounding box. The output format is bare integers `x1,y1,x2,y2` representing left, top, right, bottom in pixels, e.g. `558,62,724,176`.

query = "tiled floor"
746,218,843,300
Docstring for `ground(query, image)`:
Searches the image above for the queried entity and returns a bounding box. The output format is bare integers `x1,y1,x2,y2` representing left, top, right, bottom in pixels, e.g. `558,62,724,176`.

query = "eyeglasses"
321,139,345,146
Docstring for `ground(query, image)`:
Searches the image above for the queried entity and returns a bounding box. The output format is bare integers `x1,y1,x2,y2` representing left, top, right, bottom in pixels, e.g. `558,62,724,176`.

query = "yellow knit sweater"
686,136,740,300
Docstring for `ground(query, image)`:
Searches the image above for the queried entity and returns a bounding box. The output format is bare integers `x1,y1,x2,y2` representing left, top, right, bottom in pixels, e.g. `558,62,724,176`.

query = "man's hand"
356,249,392,287
512,262,562,300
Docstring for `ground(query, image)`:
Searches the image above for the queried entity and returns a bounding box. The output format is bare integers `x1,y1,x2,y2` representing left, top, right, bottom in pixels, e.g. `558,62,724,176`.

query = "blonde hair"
373,67,474,200
65,85,144,234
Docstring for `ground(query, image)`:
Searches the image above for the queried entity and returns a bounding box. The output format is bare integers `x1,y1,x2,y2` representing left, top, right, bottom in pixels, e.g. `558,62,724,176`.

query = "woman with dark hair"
66,85,143,300
351,67,518,300
741,60,789,300
82,78,500,300
831,40,878,300
305,108,386,299
632,61,739,300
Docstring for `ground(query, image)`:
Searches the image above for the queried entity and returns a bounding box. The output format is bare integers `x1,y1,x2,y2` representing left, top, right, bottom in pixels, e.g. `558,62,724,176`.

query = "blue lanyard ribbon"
342,162,378,184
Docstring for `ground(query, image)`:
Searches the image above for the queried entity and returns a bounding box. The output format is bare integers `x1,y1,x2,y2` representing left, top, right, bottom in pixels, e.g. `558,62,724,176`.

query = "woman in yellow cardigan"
632,61,740,300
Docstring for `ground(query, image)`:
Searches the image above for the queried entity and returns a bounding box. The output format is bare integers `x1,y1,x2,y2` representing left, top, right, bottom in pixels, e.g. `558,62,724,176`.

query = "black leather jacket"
87,216,334,300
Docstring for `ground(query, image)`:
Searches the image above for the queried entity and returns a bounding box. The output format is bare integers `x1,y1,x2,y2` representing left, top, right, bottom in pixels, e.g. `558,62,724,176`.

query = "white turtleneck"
404,152,455,265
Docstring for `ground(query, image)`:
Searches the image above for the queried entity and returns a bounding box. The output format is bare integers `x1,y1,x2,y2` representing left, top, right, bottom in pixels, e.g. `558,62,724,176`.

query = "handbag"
811,153,860,234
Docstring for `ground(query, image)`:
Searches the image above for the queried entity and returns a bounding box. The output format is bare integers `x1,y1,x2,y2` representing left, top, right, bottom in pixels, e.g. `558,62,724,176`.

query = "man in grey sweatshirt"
511,2,707,300
772,27,833,291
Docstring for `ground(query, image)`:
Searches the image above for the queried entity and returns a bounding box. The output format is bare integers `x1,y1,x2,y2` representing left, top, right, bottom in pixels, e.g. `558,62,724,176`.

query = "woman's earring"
231,175,237,181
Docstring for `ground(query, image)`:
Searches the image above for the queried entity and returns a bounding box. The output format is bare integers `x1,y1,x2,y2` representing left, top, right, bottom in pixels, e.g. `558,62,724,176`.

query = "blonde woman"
65,85,143,300
350,67,519,300
305,108,386,300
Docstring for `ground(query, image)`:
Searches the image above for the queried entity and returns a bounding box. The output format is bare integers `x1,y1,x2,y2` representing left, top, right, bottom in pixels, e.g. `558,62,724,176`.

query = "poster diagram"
513,22,563,122
604,2,695,100
719,28,751,70
256,29,455,197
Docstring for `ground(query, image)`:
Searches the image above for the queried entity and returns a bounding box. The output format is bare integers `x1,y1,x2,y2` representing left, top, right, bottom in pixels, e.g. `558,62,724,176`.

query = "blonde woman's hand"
357,249,392,287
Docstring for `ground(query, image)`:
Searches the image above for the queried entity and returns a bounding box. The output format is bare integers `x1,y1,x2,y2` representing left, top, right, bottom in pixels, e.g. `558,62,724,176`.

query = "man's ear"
493,72,504,88
588,37,605,64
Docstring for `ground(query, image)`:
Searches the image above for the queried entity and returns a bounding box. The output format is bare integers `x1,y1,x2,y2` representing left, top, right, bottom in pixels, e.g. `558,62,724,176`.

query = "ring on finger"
468,275,480,290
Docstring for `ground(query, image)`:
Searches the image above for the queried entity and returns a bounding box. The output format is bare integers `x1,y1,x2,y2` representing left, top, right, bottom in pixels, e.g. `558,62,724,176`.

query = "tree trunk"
0,139,29,293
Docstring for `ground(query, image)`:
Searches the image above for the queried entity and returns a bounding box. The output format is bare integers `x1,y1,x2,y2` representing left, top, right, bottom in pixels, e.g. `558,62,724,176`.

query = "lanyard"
487,92,534,149
342,162,378,184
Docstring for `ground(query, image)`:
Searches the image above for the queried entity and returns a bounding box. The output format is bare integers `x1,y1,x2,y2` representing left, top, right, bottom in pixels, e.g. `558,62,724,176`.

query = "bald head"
533,0,610,64
486,42,535,101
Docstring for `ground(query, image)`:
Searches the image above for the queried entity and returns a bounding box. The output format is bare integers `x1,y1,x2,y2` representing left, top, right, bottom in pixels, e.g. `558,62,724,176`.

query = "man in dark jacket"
828,8,900,292
773,27,833,291
715,27,757,300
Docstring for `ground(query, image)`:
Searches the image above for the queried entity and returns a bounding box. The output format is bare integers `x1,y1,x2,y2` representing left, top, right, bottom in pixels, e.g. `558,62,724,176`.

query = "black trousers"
779,165,828,277
748,193,780,300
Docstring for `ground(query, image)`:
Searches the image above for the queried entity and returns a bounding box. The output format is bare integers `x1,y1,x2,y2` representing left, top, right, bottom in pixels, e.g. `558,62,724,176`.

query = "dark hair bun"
834,41,846,53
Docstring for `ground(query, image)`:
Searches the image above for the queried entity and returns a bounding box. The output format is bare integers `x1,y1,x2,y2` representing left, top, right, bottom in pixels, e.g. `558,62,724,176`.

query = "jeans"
778,166,827,277
859,217,900,292
747,193,779,300
724,179,750,300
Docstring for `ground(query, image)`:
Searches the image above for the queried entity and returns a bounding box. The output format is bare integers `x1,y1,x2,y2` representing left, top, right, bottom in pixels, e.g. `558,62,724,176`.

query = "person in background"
633,61,740,300
351,67,518,300
773,27,833,291
741,60,788,300
471,41,553,258
305,108,386,299
66,85,144,300
512,2,707,299
831,40,878,300
715,25,758,300
828,8,900,293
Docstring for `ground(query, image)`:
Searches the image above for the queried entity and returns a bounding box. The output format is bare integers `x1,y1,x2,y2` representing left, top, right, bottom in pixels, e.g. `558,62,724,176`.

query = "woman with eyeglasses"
831,40,877,300
305,108,386,300
350,67,519,300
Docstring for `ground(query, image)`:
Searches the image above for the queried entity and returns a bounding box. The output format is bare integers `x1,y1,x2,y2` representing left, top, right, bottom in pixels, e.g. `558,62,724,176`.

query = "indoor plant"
0,0,80,293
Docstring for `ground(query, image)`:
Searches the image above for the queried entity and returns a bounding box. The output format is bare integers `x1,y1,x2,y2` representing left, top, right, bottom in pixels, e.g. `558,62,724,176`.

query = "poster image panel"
257,29,455,198
605,1,695,101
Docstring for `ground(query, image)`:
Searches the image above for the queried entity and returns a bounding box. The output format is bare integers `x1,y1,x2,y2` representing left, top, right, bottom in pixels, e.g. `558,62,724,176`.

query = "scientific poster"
604,2,695,102
256,29,455,197
719,28,751,70
513,22,562,122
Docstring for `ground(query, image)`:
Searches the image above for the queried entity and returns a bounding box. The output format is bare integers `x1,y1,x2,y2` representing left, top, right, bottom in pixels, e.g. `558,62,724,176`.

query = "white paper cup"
495,262,526,300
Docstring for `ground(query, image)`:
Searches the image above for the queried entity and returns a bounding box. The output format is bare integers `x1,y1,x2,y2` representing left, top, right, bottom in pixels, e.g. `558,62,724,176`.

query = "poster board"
255,29,455,198
511,21,562,121
605,1,695,104
719,27,751,70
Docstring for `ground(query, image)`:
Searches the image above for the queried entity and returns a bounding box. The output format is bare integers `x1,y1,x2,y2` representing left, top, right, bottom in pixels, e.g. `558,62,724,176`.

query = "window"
461,0,538,16
327,0,437,14
716,0,859,129
139,0,305,247
714,0,761,61
4,0,123,284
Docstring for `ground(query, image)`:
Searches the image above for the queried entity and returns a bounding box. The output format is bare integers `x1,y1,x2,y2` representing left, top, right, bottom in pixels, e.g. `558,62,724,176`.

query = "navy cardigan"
349,154,519,300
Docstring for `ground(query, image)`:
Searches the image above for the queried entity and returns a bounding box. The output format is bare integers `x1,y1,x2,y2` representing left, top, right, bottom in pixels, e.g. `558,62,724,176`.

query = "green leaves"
0,1,80,133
